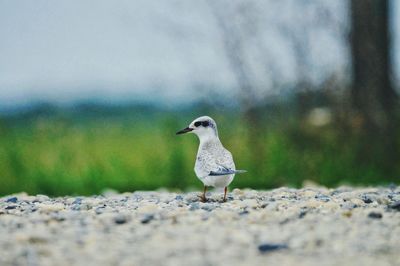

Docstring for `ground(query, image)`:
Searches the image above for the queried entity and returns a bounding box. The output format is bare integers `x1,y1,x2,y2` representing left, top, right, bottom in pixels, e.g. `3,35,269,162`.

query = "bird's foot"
198,195,207,203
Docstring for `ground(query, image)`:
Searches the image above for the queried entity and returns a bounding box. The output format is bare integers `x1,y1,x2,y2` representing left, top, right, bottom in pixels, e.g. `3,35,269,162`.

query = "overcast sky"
0,0,399,109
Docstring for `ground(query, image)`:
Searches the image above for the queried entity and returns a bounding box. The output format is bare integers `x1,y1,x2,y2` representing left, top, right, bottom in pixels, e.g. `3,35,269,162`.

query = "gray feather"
209,165,247,176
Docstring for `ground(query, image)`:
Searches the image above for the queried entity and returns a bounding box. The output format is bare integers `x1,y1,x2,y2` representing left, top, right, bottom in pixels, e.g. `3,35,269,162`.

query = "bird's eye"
202,121,210,127
194,121,201,127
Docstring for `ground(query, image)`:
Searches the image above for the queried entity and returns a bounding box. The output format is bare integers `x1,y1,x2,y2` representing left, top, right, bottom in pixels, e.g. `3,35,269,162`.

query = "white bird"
176,116,246,202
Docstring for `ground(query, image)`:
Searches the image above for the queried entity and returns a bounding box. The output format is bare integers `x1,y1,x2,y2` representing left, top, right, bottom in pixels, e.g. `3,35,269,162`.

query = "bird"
176,116,246,202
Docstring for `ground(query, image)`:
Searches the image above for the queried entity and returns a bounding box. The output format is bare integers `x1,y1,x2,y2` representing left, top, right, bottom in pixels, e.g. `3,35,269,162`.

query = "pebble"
0,187,398,266
37,203,64,213
175,195,183,201
114,214,128,224
388,201,400,211
368,212,382,219
6,197,18,203
258,243,288,253
140,214,155,224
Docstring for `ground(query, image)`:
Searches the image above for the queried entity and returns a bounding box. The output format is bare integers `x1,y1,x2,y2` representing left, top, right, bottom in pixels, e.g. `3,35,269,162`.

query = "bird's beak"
176,127,193,135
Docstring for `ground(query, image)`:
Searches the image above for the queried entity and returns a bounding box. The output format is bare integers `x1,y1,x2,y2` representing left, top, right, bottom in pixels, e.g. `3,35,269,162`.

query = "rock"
137,203,159,214
388,201,400,211
302,190,318,198
350,198,365,206
239,210,249,216
72,198,82,205
232,188,245,196
140,214,155,224
201,203,217,212
299,210,307,218
114,214,128,224
315,195,330,202
303,199,323,208
258,243,288,253
189,203,200,211
362,198,373,204
368,212,382,219
6,197,18,203
38,203,64,213
184,193,200,203
241,199,259,209
35,195,50,202
341,202,357,210
175,195,183,201
5,205,17,210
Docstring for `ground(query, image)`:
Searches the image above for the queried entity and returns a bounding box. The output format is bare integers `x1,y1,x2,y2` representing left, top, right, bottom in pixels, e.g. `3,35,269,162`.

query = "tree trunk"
350,0,398,172
350,0,396,130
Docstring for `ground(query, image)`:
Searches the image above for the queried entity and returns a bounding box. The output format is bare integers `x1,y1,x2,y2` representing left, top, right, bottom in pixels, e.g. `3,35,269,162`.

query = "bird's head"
176,116,218,140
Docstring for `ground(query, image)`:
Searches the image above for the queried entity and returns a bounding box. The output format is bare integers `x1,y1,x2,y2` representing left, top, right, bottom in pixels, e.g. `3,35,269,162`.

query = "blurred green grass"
0,106,398,196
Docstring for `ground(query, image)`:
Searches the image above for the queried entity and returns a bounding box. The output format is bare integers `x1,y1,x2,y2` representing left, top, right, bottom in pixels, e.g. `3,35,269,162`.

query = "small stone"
363,198,373,204
114,214,127,224
323,201,340,210
137,203,159,213
175,195,183,201
6,197,18,203
189,203,200,211
5,205,17,210
342,211,352,218
388,201,400,211
315,194,330,202
35,195,50,202
350,198,365,206
303,199,323,208
201,204,216,212
341,202,357,210
38,203,64,213
141,214,155,224
95,207,105,215
232,188,245,196
303,190,317,198
299,211,307,219
258,243,288,253
242,199,259,209
184,193,199,203
368,212,382,219
239,210,249,216
72,198,82,205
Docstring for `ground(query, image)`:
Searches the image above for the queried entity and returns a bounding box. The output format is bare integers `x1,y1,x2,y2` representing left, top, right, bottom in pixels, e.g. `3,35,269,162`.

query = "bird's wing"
209,164,247,176
196,147,246,178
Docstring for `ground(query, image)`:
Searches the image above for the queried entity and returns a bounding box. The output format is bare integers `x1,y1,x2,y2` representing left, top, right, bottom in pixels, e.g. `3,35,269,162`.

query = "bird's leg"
223,187,228,202
200,186,207,202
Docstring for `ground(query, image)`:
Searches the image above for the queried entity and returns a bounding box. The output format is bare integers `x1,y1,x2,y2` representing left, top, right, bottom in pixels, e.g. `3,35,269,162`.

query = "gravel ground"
1,186,400,266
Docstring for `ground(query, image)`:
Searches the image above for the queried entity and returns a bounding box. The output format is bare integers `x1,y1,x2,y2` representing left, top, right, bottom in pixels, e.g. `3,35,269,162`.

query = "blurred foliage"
0,102,399,196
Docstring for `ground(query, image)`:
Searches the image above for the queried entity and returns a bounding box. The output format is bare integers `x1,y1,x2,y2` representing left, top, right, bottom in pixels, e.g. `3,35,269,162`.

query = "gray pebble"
6,197,18,203
388,201,400,211
368,212,382,219
189,203,200,211
258,243,288,253
114,214,128,224
141,214,154,224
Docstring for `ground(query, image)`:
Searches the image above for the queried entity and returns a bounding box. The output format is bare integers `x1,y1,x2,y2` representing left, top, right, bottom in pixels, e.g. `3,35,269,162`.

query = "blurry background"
0,0,399,196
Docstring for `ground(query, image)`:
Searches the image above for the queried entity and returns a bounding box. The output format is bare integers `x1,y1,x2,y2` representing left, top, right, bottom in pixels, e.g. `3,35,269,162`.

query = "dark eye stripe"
202,121,210,127
194,121,201,127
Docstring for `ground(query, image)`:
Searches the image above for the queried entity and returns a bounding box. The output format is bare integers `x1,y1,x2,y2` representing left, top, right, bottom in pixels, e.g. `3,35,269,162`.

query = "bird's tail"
234,169,247,174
